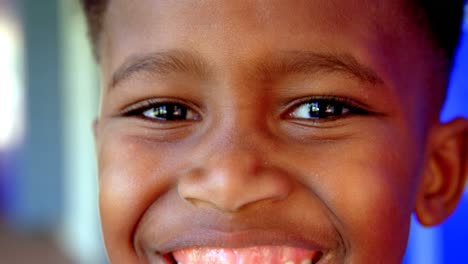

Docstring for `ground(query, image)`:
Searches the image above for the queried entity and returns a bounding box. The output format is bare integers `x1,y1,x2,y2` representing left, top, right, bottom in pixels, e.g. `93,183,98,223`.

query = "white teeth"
283,260,311,264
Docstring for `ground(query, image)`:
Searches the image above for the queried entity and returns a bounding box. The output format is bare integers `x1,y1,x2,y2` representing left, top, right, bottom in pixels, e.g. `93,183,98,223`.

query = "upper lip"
150,227,328,255
133,190,342,261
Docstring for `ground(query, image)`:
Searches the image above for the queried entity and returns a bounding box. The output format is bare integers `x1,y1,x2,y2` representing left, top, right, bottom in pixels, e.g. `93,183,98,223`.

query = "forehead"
100,0,435,101
105,0,409,47
104,0,407,28
102,0,409,52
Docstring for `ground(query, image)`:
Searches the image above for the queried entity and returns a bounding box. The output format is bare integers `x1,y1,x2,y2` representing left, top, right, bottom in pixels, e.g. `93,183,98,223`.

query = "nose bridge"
205,90,274,178
209,85,270,154
213,74,271,140
177,108,292,212
207,137,263,181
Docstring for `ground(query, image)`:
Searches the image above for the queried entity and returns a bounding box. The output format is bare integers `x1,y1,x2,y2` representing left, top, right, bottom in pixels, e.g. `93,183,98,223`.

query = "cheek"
334,166,412,261
97,128,180,262
322,128,425,261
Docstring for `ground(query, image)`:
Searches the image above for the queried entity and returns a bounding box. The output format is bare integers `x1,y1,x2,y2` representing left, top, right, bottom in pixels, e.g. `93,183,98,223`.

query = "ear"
415,117,468,226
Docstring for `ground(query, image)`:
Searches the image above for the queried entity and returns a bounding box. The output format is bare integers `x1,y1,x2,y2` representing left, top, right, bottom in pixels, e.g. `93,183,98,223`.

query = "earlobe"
415,117,468,226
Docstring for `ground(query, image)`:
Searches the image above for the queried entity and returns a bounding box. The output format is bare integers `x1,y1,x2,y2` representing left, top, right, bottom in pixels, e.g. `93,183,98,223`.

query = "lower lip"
172,245,323,264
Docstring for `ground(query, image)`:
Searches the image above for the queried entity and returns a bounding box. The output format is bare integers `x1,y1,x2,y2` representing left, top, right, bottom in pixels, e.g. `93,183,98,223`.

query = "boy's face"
95,0,457,263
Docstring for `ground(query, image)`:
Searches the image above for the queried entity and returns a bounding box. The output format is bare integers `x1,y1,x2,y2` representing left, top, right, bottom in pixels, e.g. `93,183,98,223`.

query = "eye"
288,97,368,120
122,100,201,122
142,103,199,121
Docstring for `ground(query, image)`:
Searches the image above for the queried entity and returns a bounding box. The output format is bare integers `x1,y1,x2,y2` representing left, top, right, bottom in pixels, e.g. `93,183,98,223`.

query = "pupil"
155,104,187,120
308,100,342,118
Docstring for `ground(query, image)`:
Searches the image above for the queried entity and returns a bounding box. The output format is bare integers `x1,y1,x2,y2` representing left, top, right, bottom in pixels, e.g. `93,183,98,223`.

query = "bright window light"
0,14,24,150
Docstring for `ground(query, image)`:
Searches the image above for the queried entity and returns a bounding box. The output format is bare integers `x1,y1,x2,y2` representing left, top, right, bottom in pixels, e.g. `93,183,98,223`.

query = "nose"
177,137,292,212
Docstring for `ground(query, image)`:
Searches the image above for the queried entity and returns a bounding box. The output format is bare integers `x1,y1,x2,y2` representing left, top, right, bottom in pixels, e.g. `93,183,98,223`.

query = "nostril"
178,164,293,212
312,251,324,263
159,252,177,264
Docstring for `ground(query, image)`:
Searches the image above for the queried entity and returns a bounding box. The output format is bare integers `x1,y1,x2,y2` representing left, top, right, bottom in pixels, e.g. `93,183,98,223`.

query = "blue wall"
405,14,468,264
440,25,468,264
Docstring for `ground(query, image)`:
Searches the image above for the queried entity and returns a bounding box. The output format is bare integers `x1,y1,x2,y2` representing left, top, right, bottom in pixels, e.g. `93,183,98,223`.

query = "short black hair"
410,0,466,64
80,0,466,67
80,0,108,60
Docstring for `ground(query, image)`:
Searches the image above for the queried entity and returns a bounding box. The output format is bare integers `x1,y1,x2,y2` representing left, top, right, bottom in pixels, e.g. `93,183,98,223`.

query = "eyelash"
121,96,368,122
121,99,201,122
285,96,369,121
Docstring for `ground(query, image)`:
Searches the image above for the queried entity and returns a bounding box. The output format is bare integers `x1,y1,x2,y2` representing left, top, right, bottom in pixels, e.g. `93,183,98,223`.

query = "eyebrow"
110,50,210,89
110,49,383,90
253,51,384,84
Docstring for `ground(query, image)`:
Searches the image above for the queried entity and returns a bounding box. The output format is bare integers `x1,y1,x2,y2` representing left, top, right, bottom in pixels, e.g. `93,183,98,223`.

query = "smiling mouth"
159,246,323,264
142,225,334,264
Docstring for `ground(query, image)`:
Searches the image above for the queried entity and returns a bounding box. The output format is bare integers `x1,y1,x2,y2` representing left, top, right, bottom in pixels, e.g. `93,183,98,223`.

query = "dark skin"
94,0,468,263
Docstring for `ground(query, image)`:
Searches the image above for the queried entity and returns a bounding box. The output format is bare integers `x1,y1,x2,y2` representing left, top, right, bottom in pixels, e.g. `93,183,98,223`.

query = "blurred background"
0,0,466,263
